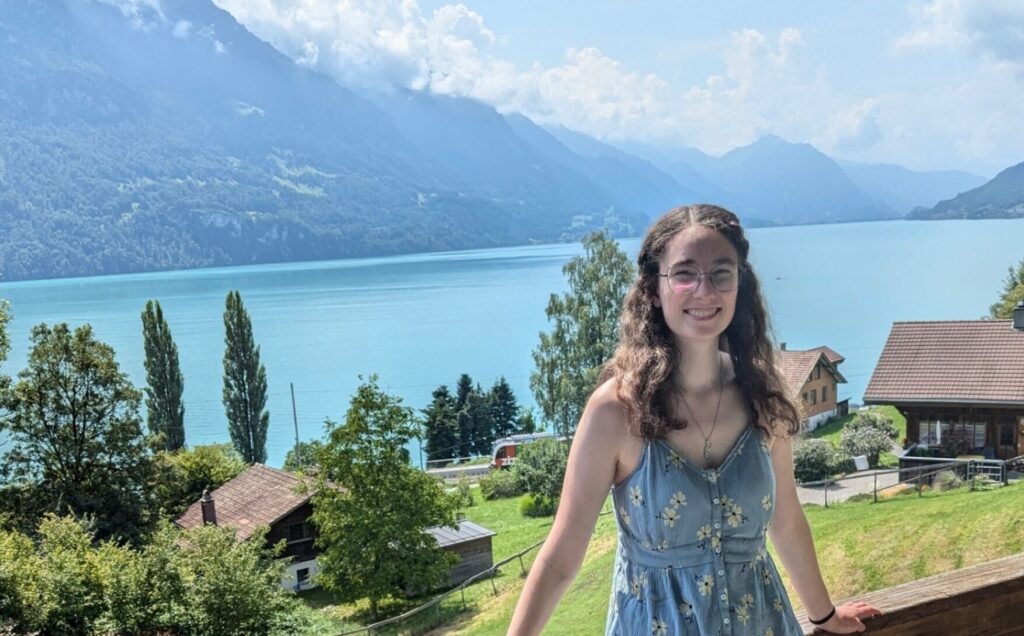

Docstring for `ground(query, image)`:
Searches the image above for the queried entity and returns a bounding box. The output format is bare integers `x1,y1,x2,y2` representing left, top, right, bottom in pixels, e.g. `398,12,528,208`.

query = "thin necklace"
679,357,725,460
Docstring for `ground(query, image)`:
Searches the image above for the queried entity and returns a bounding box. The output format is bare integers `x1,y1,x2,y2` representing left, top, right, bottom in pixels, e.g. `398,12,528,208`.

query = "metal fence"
798,455,1021,507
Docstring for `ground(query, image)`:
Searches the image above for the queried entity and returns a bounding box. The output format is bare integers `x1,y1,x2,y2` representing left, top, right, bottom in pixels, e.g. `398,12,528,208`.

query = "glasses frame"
658,264,743,295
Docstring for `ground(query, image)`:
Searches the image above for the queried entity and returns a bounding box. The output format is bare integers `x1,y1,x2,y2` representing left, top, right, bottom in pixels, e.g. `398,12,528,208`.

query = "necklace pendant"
703,439,712,459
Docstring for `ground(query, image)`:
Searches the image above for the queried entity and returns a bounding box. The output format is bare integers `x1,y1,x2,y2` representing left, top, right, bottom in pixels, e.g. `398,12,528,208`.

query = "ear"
652,295,662,309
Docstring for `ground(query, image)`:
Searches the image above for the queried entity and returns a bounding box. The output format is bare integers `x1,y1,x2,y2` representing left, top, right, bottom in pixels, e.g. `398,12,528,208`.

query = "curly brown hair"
599,204,799,440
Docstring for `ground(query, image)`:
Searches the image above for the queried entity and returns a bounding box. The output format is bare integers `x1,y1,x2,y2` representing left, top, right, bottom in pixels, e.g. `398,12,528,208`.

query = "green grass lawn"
440,480,1024,635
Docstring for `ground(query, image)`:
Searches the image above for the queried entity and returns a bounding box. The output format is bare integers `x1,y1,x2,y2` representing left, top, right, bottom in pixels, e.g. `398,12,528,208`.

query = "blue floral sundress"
606,425,802,636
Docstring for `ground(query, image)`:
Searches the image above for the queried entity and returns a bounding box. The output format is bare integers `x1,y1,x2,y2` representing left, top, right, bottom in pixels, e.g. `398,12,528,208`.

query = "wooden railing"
795,552,1024,635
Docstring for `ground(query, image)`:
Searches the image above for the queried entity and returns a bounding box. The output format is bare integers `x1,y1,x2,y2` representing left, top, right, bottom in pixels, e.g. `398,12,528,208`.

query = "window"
810,389,817,405
822,386,828,402
297,568,310,584
802,392,808,403
919,419,942,446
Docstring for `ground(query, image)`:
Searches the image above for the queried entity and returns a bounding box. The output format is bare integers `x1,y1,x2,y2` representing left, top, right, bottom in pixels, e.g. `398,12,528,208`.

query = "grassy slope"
441,481,1024,635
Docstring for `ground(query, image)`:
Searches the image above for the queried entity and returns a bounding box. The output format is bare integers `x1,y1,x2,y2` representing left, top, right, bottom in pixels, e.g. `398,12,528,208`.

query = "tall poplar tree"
141,300,186,450
222,291,269,464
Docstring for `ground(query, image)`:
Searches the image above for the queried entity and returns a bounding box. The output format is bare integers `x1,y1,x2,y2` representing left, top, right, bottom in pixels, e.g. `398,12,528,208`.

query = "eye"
671,267,700,283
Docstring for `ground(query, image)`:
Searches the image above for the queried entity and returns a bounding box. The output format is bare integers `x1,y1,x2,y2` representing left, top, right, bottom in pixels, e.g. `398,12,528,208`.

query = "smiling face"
652,225,740,346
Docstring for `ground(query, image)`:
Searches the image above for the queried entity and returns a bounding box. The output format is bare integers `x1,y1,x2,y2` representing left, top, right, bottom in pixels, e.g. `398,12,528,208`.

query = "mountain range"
0,0,1017,282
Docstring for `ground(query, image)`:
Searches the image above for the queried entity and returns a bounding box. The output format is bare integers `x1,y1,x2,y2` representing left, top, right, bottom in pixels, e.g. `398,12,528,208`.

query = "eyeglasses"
659,265,741,294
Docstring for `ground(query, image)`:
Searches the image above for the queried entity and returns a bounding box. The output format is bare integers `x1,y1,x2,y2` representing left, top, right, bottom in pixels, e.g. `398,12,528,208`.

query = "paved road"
426,464,491,481
796,469,901,506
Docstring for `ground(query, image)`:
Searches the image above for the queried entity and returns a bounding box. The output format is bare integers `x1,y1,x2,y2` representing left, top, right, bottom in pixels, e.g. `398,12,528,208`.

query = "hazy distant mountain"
0,0,646,281
908,161,1024,220
502,119,698,216
606,140,727,204
838,160,987,215
699,135,899,225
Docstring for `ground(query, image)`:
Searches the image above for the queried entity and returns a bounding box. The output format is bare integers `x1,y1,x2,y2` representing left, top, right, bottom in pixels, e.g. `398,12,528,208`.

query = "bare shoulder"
578,377,631,442
576,377,642,484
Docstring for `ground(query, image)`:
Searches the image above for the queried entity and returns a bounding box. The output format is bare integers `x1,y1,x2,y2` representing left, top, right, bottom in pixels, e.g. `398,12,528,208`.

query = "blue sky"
210,0,1023,176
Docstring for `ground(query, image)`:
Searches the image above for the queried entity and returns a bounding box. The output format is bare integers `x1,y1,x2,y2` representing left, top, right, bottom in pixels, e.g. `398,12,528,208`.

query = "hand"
815,601,882,634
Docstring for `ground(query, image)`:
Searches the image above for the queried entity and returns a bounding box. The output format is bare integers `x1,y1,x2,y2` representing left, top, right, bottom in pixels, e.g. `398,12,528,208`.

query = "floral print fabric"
606,425,802,635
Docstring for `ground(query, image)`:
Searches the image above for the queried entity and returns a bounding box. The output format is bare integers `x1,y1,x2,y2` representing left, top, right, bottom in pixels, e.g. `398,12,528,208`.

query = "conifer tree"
488,376,520,439
422,385,458,463
467,388,496,456
222,291,269,464
141,300,186,450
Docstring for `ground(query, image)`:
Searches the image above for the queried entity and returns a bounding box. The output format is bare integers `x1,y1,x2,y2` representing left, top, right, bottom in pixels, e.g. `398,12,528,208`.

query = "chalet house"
863,308,1024,461
175,463,495,591
779,344,848,431
175,464,320,590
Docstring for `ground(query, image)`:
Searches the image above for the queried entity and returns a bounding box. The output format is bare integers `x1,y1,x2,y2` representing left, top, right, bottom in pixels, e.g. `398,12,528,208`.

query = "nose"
692,274,716,299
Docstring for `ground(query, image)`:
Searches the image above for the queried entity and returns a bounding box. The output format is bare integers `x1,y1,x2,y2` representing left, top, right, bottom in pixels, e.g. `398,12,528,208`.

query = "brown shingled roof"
778,347,847,400
175,464,314,541
864,320,1024,405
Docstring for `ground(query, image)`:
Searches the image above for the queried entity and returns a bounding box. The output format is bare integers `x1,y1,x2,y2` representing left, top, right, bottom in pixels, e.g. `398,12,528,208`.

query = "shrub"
839,425,894,468
451,475,474,508
847,412,898,439
519,493,557,518
934,469,962,491
479,469,524,500
512,439,569,502
793,438,836,483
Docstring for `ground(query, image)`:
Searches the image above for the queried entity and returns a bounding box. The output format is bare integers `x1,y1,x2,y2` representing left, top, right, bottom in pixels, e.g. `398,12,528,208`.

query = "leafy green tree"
530,232,634,436
990,256,1024,319
312,376,458,619
0,323,153,543
422,385,459,463
793,438,836,483
151,444,247,517
512,439,570,505
222,290,269,464
283,440,324,472
175,524,302,635
141,299,186,450
33,515,107,636
488,376,520,439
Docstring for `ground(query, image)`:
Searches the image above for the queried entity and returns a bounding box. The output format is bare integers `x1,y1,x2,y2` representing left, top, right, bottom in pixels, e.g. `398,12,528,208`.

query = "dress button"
718,569,725,576
715,547,722,554
713,498,720,504
724,617,731,624
720,593,727,601
713,522,721,529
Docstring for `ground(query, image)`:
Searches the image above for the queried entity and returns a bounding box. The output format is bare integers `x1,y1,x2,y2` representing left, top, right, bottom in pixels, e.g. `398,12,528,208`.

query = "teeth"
685,308,718,318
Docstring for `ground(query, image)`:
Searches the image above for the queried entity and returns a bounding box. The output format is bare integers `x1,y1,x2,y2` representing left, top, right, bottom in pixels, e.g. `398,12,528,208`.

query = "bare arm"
768,434,879,633
507,385,626,635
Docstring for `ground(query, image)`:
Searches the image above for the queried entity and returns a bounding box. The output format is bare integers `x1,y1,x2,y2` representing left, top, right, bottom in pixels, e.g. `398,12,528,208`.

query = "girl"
509,205,879,635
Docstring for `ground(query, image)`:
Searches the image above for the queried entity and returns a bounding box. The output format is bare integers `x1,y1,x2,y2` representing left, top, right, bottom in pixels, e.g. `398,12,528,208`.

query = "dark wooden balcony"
796,552,1024,635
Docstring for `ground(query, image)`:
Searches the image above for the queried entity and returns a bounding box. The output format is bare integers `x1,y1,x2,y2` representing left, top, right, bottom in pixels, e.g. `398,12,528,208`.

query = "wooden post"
824,479,829,508
491,572,498,595
461,587,467,610
519,554,526,575
873,472,878,503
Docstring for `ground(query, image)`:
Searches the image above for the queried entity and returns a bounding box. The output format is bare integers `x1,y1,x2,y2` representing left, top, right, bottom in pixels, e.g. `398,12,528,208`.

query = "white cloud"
898,0,1024,74
818,99,884,152
95,0,165,30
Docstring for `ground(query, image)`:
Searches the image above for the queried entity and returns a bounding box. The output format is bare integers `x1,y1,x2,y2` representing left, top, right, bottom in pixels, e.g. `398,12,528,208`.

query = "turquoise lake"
2,219,1022,467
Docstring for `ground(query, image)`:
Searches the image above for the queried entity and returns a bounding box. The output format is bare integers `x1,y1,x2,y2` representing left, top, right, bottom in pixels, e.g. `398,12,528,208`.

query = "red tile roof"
864,320,1024,405
811,346,845,365
778,347,847,400
175,464,314,541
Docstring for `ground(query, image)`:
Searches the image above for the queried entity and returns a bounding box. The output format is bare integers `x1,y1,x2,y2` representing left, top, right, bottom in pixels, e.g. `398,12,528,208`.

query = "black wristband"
809,605,836,626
